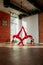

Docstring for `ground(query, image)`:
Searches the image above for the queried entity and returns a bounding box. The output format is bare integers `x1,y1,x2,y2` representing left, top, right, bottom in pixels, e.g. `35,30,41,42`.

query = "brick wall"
0,11,10,42
39,12,43,43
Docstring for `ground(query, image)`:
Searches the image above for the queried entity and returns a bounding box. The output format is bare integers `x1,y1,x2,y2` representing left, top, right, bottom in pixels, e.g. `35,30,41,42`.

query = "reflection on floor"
0,43,43,48
0,46,43,65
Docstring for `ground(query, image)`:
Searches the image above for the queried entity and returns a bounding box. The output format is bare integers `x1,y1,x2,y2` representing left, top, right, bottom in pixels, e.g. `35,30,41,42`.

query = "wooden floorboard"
0,43,43,48
0,46,43,65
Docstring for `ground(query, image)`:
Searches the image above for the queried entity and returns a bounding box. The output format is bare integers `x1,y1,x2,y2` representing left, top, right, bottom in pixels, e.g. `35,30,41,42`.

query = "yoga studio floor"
0,43,43,65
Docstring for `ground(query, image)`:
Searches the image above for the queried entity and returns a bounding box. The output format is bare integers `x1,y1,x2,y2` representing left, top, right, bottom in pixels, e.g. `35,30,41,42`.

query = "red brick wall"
0,11,10,42
39,12,43,43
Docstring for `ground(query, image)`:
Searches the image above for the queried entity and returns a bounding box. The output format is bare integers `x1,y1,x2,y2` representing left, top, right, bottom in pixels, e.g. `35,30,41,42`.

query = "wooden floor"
0,43,43,48
0,43,43,65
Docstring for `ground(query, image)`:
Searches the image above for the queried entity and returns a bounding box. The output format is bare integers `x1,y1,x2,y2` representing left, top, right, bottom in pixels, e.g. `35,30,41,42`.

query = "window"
10,17,19,41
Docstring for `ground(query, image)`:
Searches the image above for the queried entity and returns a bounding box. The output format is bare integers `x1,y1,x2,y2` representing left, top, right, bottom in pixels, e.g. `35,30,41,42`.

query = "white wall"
10,14,39,44
22,14,39,43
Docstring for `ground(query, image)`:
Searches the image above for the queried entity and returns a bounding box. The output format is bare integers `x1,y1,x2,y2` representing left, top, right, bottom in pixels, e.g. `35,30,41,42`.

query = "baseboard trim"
40,43,43,44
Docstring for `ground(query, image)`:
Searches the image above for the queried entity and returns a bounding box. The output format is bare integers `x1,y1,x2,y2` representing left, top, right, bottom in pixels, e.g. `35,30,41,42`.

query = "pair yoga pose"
12,26,34,46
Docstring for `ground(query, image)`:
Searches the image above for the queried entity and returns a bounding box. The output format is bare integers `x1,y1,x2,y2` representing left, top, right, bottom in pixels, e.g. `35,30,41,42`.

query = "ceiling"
0,0,22,17
10,0,37,11
0,0,43,18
